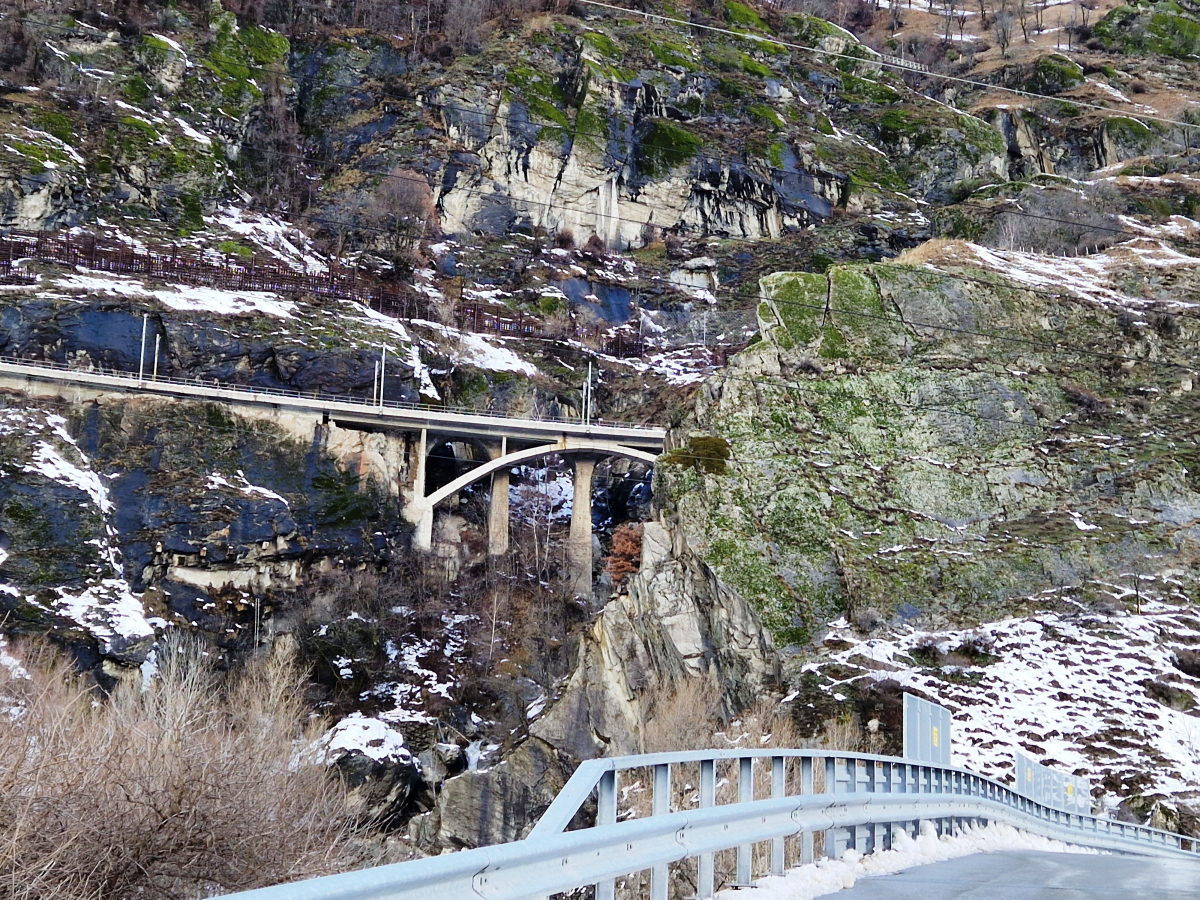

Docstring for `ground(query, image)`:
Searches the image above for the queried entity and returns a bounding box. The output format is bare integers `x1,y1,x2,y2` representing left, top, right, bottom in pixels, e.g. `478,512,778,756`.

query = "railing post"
771,756,786,875
865,760,877,853
824,757,838,859
651,764,670,900
698,759,715,899
596,770,617,900
736,757,753,885
800,757,814,865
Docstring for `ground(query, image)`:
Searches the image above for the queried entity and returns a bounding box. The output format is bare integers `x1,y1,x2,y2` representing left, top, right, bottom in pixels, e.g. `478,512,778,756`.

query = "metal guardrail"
0,356,666,446
223,748,1200,900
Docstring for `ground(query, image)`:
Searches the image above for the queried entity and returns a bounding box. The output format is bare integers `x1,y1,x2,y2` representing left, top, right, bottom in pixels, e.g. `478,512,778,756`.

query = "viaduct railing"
222,747,1200,900
0,355,666,447
0,230,647,358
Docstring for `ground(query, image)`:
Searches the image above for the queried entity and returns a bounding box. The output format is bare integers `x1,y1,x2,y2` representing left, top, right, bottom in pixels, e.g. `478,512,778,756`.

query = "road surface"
833,849,1200,898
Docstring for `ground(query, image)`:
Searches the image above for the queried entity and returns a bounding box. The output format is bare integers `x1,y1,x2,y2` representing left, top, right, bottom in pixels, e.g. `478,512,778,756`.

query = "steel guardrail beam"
0,358,666,448
221,786,1199,900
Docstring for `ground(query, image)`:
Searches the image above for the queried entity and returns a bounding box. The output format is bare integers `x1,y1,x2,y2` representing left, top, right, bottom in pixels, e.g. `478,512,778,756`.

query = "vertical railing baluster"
736,757,753,886
698,759,715,899
824,756,837,859
801,757,814,865
771,756,785,875
651,764,670,900
596,770,617,900
865,760,877,854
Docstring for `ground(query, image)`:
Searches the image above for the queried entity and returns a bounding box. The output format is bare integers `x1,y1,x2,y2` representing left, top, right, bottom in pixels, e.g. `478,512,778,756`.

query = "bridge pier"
487,439,509,558
408,429,435,553
568,456,595,598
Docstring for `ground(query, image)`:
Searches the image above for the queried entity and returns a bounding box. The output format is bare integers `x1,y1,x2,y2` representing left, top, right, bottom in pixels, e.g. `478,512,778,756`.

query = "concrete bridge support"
568,457,595,598
487,439,509,558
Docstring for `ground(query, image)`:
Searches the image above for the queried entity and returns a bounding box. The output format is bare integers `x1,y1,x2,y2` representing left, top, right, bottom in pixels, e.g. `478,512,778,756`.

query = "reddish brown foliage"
605,522,644,583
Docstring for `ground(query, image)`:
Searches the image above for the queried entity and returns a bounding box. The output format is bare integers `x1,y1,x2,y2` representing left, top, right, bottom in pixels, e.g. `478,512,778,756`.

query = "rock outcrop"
533,520,778,759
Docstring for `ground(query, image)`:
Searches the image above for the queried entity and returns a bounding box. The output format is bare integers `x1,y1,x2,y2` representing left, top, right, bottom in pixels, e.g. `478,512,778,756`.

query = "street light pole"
137,313,147,382
378,346,387,407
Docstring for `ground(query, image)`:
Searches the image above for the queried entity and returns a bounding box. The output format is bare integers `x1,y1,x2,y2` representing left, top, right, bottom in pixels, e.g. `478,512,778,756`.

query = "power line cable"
8,17,1200,374
11,2,1198,131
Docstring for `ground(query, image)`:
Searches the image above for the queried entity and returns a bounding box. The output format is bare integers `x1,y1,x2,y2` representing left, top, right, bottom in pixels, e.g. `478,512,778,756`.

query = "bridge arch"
425,440,657,509
412,438,658,596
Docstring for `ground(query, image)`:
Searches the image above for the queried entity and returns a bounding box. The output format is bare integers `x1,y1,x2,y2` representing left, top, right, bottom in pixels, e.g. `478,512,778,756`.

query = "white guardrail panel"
223,749,1200,900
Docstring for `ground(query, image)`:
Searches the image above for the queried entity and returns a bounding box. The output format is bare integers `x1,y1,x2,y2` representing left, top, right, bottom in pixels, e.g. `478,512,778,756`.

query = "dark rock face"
335,749,429,826
0,296,415,400
416,738,576,850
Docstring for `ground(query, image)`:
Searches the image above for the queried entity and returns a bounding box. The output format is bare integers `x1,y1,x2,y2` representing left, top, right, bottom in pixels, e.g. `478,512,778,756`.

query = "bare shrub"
986,184,1123,255
1149,310,1180,339
1062,382,1114,414
1130,80,1148,94
553,228,576,250
893,237,969,265
582,234,607,259
604,522,644,584
361,168,439,275
643,676,724,753
0,638,347,900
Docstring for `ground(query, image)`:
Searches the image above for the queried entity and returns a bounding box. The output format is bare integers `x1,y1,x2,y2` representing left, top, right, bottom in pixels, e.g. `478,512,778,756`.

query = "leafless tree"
1016,0,1031,42
991,5,1014,56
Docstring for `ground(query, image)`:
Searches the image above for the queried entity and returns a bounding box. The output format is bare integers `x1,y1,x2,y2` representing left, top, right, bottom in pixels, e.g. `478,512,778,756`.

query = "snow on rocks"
50,270,297,318
721,822,1095,900
0,409,154,658
204,207,330,273
205,471,290,506
925,239,1200,311
813,598,1200,806
315,713,416,766
411,319,538,376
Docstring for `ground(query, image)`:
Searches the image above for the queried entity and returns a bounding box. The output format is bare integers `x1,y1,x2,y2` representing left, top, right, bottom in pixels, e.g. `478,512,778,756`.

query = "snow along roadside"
716,822,1096,900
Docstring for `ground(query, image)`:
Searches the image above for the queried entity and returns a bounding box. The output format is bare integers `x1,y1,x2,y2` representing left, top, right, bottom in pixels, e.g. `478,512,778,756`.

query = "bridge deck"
831,849,1200,898
0,359,665,449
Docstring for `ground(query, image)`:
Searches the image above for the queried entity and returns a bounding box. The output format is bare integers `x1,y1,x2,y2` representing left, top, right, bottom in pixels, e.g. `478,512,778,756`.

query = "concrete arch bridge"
405,432,658,595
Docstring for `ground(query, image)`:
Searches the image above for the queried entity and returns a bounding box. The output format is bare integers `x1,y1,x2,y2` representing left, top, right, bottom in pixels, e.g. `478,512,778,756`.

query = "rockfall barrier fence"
0,230,647,358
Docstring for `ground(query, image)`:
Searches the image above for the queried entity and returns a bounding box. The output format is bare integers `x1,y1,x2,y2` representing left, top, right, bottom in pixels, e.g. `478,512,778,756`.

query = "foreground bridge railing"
225,748,1200,900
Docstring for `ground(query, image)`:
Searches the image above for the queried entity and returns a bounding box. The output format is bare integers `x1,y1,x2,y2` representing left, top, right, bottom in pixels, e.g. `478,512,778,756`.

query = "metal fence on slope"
0,230,649,358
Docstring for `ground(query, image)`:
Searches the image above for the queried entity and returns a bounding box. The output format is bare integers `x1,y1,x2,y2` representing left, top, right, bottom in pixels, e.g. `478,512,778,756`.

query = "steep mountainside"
4,0,1200,862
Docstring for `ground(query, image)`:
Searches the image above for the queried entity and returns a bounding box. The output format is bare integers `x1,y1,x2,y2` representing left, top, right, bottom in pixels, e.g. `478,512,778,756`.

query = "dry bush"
893,237,969,265
582,234,607,259
643,676,724,754
0,638,348,900
553,228,575,250
604,522,644,584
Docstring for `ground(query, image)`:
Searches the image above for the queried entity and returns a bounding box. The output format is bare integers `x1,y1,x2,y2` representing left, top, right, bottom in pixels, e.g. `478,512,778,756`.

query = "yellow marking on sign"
932,726,939,747
1027,769,1033,782
1067,784,1074,796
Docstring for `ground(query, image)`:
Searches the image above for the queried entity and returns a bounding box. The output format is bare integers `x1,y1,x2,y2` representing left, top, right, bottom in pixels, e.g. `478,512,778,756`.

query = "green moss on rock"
635,119,703,177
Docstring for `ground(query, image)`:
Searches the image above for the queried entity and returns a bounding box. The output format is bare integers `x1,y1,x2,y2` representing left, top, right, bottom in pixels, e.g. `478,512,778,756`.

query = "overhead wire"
9,5,1200,212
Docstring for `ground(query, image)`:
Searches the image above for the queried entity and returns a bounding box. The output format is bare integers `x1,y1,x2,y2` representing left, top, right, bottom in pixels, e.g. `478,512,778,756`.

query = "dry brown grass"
893,238,972,266
0,638,349,900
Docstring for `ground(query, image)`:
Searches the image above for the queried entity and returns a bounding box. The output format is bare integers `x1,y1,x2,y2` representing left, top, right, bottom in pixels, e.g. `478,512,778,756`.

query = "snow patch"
722,821,1095,900
316,713,416,765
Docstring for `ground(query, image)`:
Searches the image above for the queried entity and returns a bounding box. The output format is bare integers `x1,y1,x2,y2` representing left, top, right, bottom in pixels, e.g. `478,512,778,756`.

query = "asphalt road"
832,850,1200,898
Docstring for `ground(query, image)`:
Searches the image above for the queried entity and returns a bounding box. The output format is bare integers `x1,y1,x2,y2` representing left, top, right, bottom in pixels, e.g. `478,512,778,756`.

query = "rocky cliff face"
532,520,778,759
667,242,1200,644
